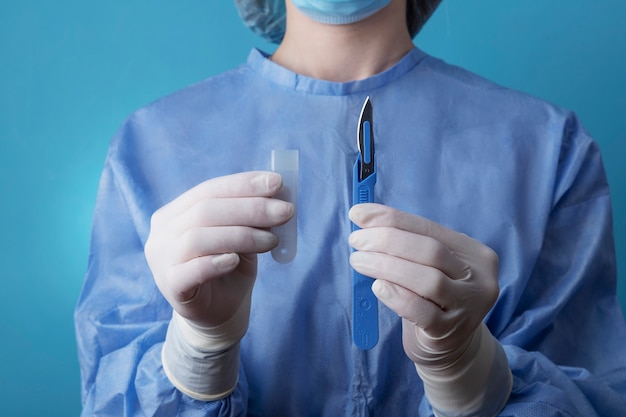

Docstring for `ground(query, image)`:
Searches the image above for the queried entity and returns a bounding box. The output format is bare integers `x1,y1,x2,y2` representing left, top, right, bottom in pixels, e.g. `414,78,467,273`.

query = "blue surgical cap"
234,0,287,44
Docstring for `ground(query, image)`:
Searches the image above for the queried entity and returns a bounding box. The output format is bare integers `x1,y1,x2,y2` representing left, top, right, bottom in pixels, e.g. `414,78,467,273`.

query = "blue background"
1,1,624,415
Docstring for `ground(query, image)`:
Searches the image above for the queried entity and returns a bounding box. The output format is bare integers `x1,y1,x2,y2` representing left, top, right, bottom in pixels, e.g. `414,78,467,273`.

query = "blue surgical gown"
75,47,626,416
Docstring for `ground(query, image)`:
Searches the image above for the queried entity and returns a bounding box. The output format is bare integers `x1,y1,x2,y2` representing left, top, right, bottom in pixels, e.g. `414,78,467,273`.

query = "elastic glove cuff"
416,323,512,417
161,299,251,401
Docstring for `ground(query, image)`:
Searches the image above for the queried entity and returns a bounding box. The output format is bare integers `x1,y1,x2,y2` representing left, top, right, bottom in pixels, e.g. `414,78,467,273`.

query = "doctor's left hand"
349,203,509,415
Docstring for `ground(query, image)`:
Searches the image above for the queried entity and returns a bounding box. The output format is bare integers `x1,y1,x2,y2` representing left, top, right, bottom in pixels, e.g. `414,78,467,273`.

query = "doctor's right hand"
145,171,294,329
145,171,294,400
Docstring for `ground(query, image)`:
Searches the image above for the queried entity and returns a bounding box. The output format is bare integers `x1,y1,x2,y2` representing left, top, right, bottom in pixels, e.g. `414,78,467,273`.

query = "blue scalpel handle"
352,158,378,350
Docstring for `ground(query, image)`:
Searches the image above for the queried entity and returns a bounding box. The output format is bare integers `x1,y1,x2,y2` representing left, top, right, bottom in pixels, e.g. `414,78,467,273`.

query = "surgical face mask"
235,0,392,44
291,0,391,24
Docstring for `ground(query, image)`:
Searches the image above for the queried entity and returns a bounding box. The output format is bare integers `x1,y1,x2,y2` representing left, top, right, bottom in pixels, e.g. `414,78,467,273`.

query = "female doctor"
75,1,626,415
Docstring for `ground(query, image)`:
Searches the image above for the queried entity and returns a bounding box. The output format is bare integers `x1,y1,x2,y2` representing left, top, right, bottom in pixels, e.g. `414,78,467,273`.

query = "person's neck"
271,0,414,82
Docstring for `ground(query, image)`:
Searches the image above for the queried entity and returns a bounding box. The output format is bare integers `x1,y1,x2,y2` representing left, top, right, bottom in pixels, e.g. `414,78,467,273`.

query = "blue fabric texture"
75,47,626,416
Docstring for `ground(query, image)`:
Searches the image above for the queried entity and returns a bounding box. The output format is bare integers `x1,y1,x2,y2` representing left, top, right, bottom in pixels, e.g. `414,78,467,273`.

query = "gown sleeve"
416,115,626,416
493,115,626,416
74,144,249,416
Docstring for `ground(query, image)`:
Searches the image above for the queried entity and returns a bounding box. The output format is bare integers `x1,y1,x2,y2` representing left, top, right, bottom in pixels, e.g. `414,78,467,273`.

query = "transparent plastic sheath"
271,150,298,263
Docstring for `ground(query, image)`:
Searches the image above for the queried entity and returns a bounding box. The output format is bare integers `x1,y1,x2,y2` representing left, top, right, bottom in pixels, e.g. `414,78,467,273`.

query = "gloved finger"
155,171,283,222
168,197,294,236
349,203,479,260
349,227,469,280
371,279,454,337
166,253,242,303
172,226,279,263
350,251,456,310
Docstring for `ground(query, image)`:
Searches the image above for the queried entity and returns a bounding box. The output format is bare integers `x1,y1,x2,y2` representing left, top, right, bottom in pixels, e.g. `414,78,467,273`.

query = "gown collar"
246,47,427,96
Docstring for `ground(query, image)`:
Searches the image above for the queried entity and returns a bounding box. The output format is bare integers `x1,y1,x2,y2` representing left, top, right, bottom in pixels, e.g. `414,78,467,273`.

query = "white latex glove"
349,203,512,417
145,171,294,400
